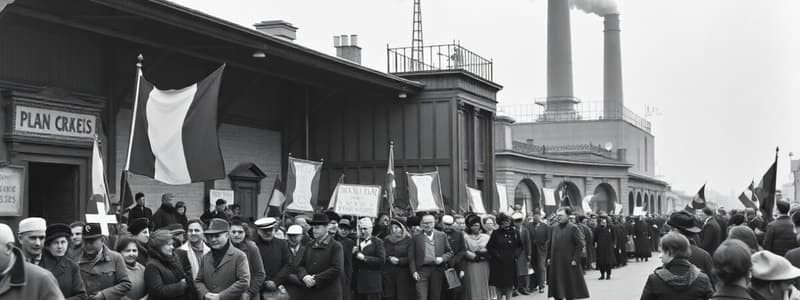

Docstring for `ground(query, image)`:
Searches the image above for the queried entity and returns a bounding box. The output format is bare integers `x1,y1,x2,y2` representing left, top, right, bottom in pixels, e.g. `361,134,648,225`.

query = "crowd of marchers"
6,192,800,300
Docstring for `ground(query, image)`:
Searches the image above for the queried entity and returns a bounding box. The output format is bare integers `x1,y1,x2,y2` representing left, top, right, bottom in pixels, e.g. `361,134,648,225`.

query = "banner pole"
121,54,143,211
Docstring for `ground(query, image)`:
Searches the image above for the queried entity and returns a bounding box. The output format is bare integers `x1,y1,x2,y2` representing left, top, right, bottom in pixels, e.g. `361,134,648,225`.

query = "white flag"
91,138,109,209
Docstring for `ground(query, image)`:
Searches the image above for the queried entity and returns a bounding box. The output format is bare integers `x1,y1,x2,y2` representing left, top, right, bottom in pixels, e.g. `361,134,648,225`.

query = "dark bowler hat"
325,211,341,223
308,213,330,226
45,223,71,244
204,218,230,234
83,223,103,240
668,211,701,233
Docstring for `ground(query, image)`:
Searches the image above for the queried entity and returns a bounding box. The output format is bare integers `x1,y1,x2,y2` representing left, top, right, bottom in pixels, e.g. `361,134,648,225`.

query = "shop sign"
0,165,24,216
14,105,97,139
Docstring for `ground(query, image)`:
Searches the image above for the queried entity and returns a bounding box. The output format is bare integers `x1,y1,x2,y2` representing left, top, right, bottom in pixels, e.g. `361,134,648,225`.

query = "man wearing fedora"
253,217,291,298
77,222,132,300
295,213,344,300
195,218,250,300
667,211,713,279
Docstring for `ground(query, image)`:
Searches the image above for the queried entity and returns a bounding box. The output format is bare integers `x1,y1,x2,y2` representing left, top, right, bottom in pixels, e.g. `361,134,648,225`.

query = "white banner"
411,174,439,211
0,166,23,216
333,184,382,217
543,188,557,206
285,159,321,212
468,186,487,214
496,183,509,213
633,206,645,216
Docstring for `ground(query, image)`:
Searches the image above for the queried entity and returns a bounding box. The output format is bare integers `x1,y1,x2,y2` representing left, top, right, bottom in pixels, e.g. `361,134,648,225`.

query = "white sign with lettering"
14,105,97,139
0,166,24,216
332,184,382,218
209,189,235,212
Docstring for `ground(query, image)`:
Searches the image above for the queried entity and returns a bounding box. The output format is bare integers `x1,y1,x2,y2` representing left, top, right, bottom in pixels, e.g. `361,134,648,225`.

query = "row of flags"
687,148,779,222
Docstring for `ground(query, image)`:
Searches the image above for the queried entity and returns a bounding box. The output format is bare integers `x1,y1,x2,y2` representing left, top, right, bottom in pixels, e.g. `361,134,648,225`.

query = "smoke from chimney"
570,0,619,16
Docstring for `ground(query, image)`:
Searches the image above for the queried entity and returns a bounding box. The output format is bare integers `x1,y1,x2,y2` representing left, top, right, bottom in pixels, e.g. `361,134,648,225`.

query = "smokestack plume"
570,0,619,16
603,14,623,119
546,0,578,115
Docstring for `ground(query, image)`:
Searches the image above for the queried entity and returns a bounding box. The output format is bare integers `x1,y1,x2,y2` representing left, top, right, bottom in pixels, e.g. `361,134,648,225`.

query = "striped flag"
91,138,110,210
691,184,706,209
128,65,226,185
757,149,778,222
284,157,323,213
407,171,444,212
385,141,396,212
737,180,758,209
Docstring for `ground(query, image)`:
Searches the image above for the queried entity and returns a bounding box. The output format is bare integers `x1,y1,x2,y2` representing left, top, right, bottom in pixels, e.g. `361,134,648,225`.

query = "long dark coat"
633,220,652,258
334,235,355,300
382,235,414,300
295,235,344,300
194,243,250,300
353,236,385,295
547,222,589,299
487,226,523,289
593,225,617,266
144,251,194,300
39,251,88,300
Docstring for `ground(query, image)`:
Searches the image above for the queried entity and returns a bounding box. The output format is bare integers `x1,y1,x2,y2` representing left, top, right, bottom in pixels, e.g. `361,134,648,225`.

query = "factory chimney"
545,0,578,118
603,14,623,119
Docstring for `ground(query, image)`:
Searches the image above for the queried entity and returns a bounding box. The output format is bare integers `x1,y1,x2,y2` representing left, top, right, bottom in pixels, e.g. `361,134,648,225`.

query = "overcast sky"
175,0,800,200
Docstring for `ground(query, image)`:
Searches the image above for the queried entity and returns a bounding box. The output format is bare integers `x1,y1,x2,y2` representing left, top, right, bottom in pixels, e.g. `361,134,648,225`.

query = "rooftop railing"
499,101,652,132
387,41,493,82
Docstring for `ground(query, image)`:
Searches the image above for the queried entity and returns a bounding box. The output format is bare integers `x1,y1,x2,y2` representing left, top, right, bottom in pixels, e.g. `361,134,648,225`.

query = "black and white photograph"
0,0,798,299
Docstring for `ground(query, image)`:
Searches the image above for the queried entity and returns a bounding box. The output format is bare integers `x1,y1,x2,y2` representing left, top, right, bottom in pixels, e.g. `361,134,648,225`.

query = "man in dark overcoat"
353,217,385,300
526,213,550,294
295,213,344,300
409,214,453,300
546,207,589,300
195,218,250,300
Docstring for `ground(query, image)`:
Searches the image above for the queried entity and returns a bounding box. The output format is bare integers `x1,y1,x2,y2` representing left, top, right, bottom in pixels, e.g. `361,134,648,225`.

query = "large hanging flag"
407,171,444,212
691,184,706,209
737,180,758,210
385,141,396,213
91,138,110,209
284,157,323,213
127,65,226,185
757,148,779,222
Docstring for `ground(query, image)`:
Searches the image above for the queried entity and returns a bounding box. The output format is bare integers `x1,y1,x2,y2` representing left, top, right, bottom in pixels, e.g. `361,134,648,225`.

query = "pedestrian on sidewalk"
594,215,617,280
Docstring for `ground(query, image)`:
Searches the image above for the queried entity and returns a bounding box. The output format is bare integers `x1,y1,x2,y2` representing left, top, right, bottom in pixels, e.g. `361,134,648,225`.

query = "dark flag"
691,184,706,209
119,170,135,211
737,180,758,210
385,141,396,215
757,148,779,222
128,65,226,184
264,177,285,217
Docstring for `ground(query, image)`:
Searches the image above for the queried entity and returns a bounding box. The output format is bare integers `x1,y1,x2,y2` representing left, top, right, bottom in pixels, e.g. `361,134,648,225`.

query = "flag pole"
121,54,143,212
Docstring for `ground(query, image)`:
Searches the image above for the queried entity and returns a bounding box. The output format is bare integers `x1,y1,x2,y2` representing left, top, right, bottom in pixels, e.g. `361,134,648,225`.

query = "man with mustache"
17,217,47,265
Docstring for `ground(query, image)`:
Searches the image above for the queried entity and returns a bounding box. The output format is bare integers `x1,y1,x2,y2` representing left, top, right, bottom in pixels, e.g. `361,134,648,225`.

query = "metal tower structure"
411,0,423,70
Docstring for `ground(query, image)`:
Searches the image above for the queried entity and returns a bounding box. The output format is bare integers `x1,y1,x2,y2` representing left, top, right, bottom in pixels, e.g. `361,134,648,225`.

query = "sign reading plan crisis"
14,105,96,139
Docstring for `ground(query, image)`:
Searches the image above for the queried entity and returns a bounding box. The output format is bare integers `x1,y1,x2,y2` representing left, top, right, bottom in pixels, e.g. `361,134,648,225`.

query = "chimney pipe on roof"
604,14,623,119
254,20,297,42
334,34,362,65
545,0,578,117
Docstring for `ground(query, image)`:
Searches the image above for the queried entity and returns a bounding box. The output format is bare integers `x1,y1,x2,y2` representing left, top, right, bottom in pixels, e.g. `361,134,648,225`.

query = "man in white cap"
17,217,47,265
254,217,291,297
283,225,306,299
440,215,465,300
0,223,64,300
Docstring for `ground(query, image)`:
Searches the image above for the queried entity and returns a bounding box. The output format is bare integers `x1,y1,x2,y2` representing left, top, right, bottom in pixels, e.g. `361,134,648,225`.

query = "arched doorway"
657,195,663,214
556,181,582,213
514,179,541,215
628,192,635,215
592,183,617,214
636,191,643,208
644,193,650,212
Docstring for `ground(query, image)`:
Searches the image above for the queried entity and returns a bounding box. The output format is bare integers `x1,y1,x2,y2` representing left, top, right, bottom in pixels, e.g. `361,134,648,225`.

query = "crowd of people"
5,190,800,300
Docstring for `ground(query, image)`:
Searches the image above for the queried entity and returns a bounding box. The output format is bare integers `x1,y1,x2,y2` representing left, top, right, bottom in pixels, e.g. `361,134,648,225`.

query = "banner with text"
209,189,234,212
14,105,96,139
285,157,322,213
0,165,23,216
332,184,382,217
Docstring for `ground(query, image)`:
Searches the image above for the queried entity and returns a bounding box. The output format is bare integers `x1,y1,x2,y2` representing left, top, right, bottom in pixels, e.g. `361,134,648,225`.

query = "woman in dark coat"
144,230,195,300
352,218,385,300
382,219,414,300
296,214,344,300
593,216,617,280
640,232,713,300
41,223,88,300
633,215,652,261
487,213,523,300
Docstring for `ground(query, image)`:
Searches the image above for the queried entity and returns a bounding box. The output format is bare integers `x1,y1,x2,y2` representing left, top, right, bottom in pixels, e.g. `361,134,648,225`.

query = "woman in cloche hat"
41,223,88,300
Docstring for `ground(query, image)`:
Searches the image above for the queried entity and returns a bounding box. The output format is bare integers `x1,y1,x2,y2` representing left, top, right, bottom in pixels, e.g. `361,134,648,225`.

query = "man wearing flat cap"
668,211,713,280
195,218,250,300
77,222,132,300
18,217,47,265
253,217,291,299
441,214,466,299
0,223,64,300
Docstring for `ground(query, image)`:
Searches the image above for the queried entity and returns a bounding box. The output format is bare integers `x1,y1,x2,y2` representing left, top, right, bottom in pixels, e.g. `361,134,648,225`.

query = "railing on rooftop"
511,141,619,160
499,101,652,132
387,41,493,82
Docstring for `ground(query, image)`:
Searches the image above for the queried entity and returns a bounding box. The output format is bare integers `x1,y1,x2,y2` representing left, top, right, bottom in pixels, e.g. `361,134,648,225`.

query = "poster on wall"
0,165,24,216
285,157,322,213
209,189,234,212
332,184,382,217
543,188,557,206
